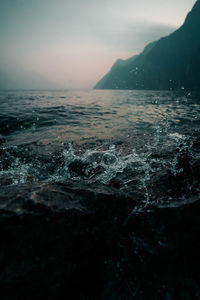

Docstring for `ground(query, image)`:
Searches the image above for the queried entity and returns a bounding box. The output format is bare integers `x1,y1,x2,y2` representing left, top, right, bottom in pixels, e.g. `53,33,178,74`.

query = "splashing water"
0,90,200,207
0,124,198,205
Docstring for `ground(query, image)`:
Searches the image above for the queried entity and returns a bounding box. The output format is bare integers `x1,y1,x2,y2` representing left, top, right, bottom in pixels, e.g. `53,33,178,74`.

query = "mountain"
94,1,200,90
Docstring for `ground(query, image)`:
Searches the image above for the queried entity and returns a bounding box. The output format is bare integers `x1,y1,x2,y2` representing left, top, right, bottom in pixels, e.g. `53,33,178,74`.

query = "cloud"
90,20,176,53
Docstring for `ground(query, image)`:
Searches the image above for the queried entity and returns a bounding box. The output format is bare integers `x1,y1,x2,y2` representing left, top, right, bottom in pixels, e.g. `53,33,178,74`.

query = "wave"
0,130,199,207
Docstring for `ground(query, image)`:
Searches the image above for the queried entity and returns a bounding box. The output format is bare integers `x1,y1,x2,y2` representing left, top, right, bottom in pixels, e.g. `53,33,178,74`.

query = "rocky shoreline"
0,179,200,299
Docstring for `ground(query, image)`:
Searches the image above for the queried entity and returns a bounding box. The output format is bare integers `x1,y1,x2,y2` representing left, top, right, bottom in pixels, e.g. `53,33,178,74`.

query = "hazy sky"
0,0,196,89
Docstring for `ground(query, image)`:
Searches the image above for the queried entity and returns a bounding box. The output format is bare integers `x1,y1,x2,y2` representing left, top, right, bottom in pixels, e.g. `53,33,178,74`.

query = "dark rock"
123,199,200,299
0,180,200,299
68,159,90,177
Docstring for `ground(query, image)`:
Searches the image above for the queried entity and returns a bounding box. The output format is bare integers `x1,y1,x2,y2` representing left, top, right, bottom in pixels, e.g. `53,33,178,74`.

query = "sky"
0,0,197,89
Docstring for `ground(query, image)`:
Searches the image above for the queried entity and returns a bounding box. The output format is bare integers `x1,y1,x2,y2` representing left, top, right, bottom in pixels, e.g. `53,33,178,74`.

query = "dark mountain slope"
95,1,200,90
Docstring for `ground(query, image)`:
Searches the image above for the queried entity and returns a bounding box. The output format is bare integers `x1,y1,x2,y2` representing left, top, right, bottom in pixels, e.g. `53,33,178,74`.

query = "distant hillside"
0,64,59,90
95,0,200,90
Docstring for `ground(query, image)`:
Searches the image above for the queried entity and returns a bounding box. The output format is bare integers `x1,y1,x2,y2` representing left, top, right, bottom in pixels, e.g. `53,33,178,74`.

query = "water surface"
0,89,200,207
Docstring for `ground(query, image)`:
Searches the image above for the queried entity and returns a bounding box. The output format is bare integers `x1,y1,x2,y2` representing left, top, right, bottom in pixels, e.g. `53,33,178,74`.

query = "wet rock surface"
0,180,200,299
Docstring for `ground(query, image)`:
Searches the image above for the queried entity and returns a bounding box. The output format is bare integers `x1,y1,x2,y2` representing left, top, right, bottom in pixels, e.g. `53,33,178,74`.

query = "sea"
1,89,200,298
0,89,200,206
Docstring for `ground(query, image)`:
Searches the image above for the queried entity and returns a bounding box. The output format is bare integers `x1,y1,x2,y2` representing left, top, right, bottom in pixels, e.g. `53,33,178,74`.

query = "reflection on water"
0,89,200,146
